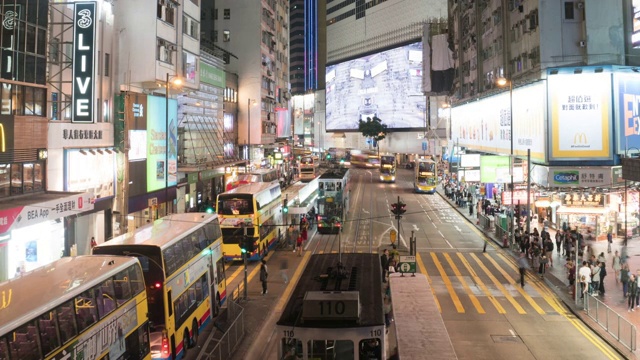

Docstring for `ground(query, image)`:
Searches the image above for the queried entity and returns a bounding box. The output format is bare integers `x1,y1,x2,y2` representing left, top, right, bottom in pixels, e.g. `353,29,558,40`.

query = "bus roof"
318,168,349,180
96,213,218,249
0,256,140,336
220,182,280,195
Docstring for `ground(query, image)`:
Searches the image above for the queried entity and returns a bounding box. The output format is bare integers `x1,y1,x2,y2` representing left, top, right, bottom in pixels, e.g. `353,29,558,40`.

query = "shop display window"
23,163,34,192
34,163,43,191
0,164,8,197
10,164,22,195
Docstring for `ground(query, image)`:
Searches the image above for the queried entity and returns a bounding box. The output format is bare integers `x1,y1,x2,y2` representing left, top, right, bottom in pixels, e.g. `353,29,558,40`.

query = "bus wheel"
192,319,199,345
183,328,190,354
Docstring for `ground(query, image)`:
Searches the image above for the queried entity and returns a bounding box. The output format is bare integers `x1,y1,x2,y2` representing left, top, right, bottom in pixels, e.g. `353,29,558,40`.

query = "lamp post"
247,98,256,166
497,77,514,248
165,73,182,216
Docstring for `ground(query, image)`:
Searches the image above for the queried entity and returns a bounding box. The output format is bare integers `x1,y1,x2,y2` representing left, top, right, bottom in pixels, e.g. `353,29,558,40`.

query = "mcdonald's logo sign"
574,132,588,144
0,123,5,152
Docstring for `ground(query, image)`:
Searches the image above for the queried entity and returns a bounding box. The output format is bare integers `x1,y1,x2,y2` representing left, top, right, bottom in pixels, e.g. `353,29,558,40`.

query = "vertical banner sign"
72,2,96,123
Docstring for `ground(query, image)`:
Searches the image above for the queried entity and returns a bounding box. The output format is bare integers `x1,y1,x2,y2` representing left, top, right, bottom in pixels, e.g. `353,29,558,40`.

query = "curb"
435,189,633,359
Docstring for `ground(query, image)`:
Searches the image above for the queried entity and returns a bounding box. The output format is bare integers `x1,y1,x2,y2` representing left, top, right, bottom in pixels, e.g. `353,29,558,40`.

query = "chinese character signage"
200,62,226,88
561,192,604,207
549,72,612,160
548,167,612,187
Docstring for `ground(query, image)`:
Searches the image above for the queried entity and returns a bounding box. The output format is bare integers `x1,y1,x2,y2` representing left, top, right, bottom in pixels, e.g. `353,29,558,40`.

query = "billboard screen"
633,0,640,48
615,73,640,153
325,42,424,131
146,96,178,192
548,73,612,160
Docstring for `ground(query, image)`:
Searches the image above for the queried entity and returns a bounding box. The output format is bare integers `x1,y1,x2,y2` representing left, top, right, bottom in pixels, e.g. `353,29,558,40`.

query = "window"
223,30,230,42
0,165,9,197
49,38,60,64
104,53,110,76
213,8,218,20
103,99,109,122
224,8,230,19
213,30,218,42
190,0,199,4
157,1,176,25
183,15,200,39
55,300,78,344
38,310,61,355
564,2,575,20
182,51,197,84
11,163,22,195
157,38,174,64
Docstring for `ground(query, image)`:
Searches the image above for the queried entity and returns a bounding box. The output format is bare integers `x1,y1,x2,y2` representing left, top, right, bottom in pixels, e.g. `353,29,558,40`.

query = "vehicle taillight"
154,282,162,289
162,331,170,356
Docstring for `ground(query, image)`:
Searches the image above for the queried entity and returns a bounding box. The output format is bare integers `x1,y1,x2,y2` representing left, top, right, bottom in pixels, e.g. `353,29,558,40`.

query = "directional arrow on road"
412,224,420,232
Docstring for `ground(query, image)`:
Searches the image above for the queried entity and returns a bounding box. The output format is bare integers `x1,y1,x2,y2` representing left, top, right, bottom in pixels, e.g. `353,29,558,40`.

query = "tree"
358,116,388,157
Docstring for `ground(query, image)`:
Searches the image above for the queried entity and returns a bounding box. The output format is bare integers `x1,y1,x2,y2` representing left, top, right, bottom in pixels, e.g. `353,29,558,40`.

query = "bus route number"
370,329,382,337
284,330,295,338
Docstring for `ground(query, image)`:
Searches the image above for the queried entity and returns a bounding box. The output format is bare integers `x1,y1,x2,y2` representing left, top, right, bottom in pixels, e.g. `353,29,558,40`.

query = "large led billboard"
146,96,178,192
615,73,640,153
325,42,424,131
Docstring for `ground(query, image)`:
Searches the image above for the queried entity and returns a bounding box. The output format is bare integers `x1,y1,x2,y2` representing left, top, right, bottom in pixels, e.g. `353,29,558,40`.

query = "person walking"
280,258,289,284
598,261,607,296
613,251,622,285
591,261,601,296
381,249,389,283
607,231,613,254
544,238,554,267
555,231,563,255
539,255,548,279
517,252,529,287
292,226,300,253
296,235,304,257
286,225,295,250
579,261,592,299
260,259,269,295
621,263,630,298
629,274,638,312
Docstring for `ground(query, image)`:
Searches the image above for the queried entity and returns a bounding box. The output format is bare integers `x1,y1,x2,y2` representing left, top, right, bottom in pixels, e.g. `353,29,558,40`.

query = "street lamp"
497,76,514,247
247,98,256,165
165,73,182,216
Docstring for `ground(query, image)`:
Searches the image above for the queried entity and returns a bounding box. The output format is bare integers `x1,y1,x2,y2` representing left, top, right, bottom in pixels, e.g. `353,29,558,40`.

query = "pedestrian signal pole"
391,196,406,248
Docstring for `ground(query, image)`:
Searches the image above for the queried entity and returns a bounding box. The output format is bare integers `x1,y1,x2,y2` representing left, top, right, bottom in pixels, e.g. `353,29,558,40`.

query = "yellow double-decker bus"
0,256,151,360
379,155,396,182
217,182,283,261
414,158,437,194
93,213,225,360
298,155,319,181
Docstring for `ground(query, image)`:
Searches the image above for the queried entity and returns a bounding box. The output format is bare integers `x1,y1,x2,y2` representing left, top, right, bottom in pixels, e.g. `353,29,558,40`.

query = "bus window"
38,310,60,356
8,322,39,360
97,279,117,319
55,300,78,344
128,265,145,295
114,269,133,306
0,337,9,360
76,288,99,331
359,338,382,359
124,322,150,359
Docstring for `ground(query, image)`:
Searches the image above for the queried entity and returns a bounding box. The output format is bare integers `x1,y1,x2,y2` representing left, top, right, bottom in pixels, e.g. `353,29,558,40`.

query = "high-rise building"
290,0,326,95
208,0,291,167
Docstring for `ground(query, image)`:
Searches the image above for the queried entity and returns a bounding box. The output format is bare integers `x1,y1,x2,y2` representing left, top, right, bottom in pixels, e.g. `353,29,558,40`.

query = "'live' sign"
72,2,96,123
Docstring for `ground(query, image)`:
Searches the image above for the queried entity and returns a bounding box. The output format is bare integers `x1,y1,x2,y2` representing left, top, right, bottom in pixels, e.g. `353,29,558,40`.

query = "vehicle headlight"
380,176,384,181
391,176,395,181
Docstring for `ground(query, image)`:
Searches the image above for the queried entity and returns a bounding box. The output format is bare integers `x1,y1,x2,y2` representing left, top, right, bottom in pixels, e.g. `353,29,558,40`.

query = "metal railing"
197,299,245,360
495,224,510,248
230,281,246,303
583,294,637,352
478,214,491,230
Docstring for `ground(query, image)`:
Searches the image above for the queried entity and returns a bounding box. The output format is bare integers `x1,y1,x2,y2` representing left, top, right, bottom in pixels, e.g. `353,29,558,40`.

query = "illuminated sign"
72,2,96,123
0,116,14,153
633,1,640,48
1,5,21,81
146,96,177,191
325,42,424,131
548,167,611,187
549,72,612,160
561,192,605,207
615,73,640,152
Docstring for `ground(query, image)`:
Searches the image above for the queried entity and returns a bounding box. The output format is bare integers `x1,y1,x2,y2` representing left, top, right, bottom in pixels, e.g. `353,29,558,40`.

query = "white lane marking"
509,329,517,337
455,225,462,232
413,224,420,232
445,239,453,248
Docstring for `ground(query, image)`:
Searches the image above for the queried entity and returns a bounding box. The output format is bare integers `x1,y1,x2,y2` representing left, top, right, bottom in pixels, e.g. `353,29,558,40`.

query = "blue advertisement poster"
146,96,178,192
617,74,640,153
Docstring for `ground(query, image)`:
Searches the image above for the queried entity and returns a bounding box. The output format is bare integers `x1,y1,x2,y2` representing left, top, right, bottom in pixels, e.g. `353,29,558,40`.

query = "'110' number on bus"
318,300,345,316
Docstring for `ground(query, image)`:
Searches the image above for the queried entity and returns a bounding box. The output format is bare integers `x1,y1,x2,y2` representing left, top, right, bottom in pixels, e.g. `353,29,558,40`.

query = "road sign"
390,230,397,244
398,255,416,274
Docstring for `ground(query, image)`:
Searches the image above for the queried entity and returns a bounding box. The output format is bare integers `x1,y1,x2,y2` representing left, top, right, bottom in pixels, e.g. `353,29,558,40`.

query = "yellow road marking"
469,253,526,314
416,253,441,313
482,253,545,315
318,250,325,254
496,254,620,359
456,253,506,314
226,264,244,285
431,252,465,313
275,251,312,312
443,253,485,314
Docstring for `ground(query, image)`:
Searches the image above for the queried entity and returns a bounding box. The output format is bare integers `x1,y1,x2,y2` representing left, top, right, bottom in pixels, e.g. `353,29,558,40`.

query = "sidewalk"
435,185,640,359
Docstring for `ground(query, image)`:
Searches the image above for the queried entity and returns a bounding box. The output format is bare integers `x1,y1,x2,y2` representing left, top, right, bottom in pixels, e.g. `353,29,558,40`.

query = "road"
196,167,623,360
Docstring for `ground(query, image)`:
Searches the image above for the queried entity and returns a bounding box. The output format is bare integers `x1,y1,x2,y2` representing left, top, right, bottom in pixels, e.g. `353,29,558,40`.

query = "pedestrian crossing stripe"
468,253,527,314
431,252,465,313
443,253,485,314
456,252,505,314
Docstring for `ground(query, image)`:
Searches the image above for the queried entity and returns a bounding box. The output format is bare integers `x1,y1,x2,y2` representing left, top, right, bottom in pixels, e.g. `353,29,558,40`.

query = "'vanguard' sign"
72,2,96,123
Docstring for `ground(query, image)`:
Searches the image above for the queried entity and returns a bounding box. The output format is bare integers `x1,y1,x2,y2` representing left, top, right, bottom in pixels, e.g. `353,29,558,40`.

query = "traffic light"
326,153,331,160
283,198,289,214
240,236,255,254
391,202,406,216
205,205,214,214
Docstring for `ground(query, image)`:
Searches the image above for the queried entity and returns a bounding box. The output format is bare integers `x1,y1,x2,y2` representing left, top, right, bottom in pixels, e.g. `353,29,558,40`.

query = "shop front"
555,191,611,241
183,168,226,212
0,191,95,281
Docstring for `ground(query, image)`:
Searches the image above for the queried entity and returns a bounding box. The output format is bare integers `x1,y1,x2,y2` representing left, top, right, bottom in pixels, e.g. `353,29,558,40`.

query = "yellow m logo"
574,132,587,144
0,124,5,152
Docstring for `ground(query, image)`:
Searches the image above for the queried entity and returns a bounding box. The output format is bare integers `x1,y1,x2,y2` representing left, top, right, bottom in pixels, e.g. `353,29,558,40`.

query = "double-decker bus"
414,158,437,194
299,155,319,181
225,168,280,191
217,182,283,261
379,155,397,183
0,256,151,360
351,153,380,168
92,213,225,360
317,168,351,234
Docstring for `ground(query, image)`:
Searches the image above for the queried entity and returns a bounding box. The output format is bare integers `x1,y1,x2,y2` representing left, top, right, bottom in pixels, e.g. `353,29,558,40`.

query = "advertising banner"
451,82,546,162
146,96,178,192
549,73,612,160
480,156,510,183
501,191,535,206
67,149,115,198
72,2,96,123
547,167,612,187
460,154,480,167
200,62,225,88
615,73,640,153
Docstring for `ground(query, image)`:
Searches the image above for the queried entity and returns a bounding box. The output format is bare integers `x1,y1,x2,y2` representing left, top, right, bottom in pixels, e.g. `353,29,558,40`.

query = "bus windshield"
218,195,254,215
418,162,435,173
418,176,437,185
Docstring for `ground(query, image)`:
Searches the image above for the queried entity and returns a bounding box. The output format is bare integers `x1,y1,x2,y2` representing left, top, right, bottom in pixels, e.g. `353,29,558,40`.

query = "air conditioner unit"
579,40,586,47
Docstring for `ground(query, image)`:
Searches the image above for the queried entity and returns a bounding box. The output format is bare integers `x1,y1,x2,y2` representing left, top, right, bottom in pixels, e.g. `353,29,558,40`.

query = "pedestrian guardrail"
197,299,245,360
583,294,637,352
230,281,246,302
495,224,510,248
478,214,491,230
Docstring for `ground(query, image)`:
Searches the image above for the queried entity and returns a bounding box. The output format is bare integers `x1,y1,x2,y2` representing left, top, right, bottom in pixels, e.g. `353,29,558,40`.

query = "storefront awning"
557,206,608,215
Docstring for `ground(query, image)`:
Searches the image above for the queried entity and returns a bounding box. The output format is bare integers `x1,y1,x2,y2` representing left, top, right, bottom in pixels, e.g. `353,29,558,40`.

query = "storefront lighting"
89,150,97,155
79,150,88,155
105,149,113,154
97,149,104,155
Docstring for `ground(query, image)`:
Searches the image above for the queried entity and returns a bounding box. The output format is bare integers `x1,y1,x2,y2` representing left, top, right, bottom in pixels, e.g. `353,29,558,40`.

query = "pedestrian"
629,274,638,312
566,260,576,292
468,200,474,216
90,237,97,249
598,261,607,295
296,235,303,257
286,225,294,250
381,249,389,283
621,263,630,297
590,261,601,296
292,226,300,252
383,296,392,329
280,258,289,284
597,252,606,264
517,252,529,287
578,261,592,299
544,238,554,267
555,231,563,254
260,259,268,295
301,227,308,243
636,270,640,307
539,255,548,279
607,231,613,254
613,250,622,285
